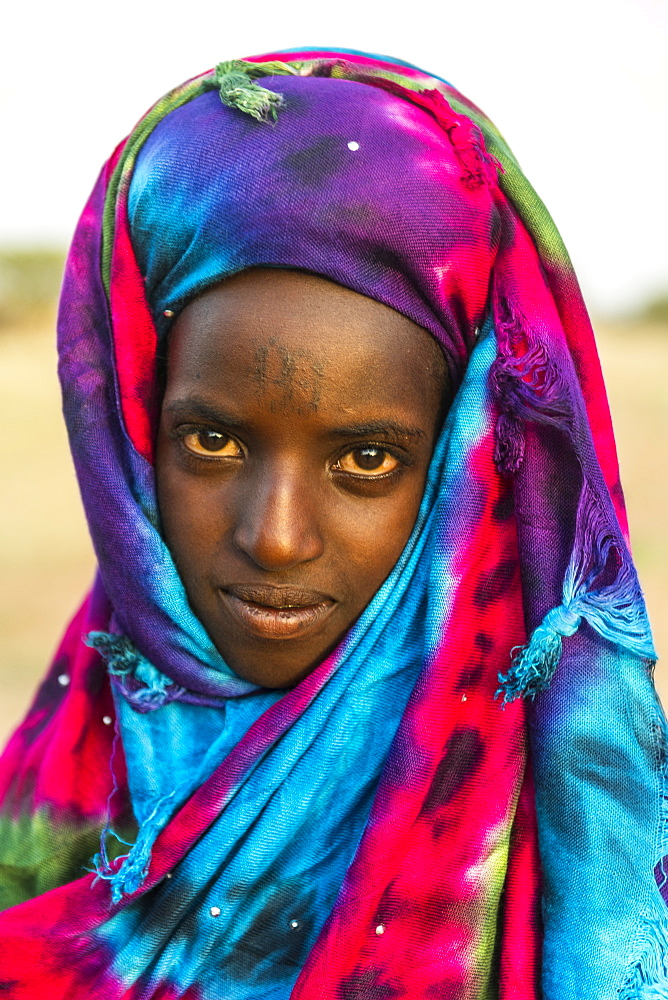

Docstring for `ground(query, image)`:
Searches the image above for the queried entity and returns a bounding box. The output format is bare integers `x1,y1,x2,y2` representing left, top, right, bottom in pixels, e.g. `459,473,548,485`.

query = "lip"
219,584,337,640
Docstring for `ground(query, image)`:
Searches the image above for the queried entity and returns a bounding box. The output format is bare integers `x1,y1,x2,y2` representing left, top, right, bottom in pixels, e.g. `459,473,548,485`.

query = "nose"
232,462,325,572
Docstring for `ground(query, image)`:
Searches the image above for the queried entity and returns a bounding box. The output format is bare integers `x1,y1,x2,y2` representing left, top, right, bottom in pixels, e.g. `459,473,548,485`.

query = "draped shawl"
0,48,665,1000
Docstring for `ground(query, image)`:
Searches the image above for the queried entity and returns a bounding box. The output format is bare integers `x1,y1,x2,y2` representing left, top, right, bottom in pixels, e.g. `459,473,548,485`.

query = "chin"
225,653,321,690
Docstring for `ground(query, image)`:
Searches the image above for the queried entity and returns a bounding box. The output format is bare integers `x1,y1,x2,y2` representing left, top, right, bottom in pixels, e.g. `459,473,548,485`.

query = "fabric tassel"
498,482,656,703
497,605,580,703
210,59,297,122
85,631,183,710
91,791,176,903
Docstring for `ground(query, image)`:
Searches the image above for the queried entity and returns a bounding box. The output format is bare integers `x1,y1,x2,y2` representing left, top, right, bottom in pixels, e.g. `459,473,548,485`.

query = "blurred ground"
0,317,666,746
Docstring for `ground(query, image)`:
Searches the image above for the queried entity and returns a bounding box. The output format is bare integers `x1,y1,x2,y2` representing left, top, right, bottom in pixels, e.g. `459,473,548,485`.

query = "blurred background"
1,0,666,744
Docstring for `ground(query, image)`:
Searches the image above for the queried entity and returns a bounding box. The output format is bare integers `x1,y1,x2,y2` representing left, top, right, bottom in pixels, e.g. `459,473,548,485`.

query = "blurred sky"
2,0,666,316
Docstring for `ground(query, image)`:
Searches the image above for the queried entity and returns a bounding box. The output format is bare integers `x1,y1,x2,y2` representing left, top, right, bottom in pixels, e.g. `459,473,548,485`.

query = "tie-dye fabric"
0,49,665,999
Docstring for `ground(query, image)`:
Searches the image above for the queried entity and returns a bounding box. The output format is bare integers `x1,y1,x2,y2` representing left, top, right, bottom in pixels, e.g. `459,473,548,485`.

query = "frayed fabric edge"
84,632,189,899
85,631,185,710
619,720,668,997
489,296,655,704
618,910,668,999
497,481,655,704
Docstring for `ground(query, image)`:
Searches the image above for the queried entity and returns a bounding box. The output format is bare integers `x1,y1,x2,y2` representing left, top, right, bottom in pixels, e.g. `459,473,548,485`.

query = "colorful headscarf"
0,49,665,1000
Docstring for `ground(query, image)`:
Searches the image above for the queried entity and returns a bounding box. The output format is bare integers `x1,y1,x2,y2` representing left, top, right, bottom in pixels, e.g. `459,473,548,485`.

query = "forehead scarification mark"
252,338,326,414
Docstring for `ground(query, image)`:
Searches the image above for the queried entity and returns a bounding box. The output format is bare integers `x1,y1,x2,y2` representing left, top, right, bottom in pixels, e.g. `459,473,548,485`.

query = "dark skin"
156,268,449,688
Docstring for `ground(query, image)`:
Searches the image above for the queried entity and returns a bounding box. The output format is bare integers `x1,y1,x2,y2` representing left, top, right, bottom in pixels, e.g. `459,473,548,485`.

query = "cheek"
327,478,426,595
155,455,228,583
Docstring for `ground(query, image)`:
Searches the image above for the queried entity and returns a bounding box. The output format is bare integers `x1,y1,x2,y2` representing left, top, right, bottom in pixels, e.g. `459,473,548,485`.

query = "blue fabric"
534,637,666,996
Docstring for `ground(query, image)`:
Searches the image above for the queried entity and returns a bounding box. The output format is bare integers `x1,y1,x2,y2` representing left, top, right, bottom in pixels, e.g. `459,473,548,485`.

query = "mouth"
219,584,337,639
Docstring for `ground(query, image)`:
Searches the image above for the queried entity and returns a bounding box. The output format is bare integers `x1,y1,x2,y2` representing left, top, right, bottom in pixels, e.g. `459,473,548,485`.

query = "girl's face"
156,269,448,687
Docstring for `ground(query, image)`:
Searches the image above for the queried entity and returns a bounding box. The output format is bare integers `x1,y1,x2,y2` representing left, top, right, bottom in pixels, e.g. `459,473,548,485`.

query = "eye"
181,430,243,458
333,446,400,477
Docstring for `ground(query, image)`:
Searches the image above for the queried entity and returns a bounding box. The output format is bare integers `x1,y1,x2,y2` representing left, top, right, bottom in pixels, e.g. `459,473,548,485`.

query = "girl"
0,48,664,999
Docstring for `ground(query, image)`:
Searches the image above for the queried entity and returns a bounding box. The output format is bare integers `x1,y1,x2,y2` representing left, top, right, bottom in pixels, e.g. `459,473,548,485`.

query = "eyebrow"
164,398,251,431
164,399,424,440
327,421,425,440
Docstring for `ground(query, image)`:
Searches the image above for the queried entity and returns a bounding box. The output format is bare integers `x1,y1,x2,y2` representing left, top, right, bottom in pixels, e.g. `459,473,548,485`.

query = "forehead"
165,269,446,416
